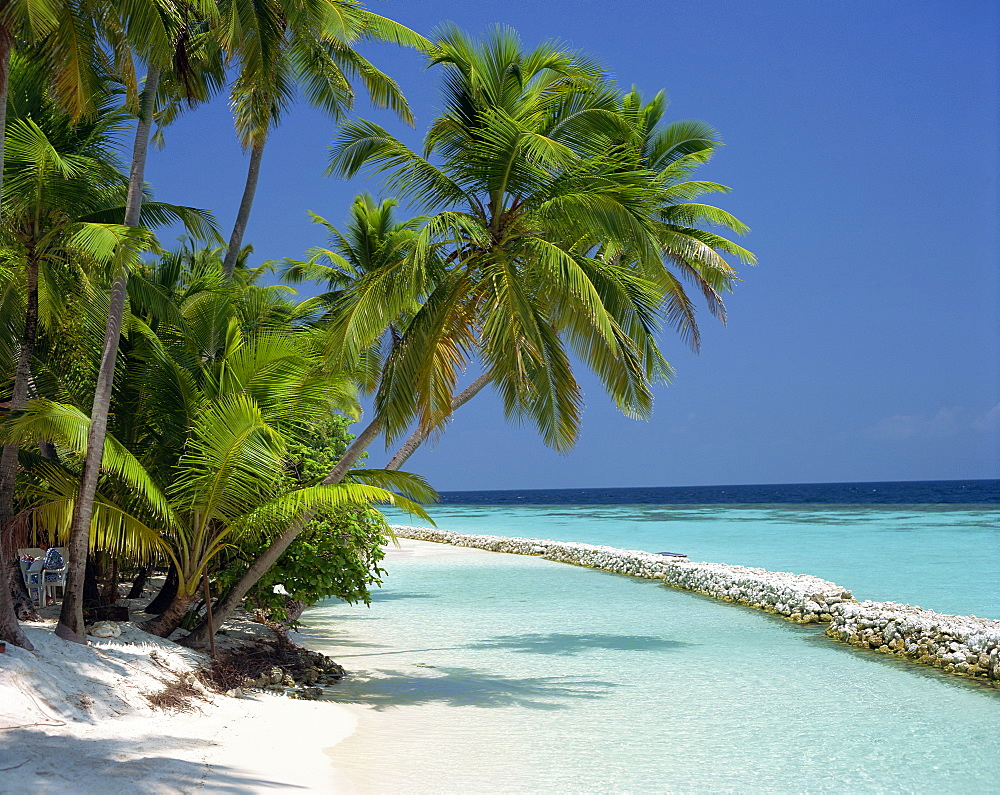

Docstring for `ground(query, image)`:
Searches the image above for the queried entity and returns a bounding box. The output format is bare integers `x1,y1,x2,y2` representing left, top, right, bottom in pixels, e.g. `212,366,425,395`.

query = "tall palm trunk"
0,19,34,650
385,373,491,470
0,256,38,516
182,416,384,647
0,257,40,650
56,65,161,643
0,260,40,542
221,141,264,279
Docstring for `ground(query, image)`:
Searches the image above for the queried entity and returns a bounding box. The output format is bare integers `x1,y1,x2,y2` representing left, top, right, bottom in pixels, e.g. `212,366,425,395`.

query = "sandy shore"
0,542,482,793
0,621,358,792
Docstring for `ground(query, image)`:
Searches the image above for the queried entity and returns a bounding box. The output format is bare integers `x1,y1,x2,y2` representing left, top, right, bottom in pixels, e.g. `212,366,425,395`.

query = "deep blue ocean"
435,478,1000,505
399,478,1000,618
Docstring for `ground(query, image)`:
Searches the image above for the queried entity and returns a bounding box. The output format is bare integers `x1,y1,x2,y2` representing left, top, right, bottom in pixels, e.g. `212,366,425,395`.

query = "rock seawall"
391,526,1000,685
826,600,1000,681
393,526,851,621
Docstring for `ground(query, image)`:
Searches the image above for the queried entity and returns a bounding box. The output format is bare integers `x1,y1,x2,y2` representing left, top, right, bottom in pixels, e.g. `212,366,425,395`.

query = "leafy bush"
214,415,392,625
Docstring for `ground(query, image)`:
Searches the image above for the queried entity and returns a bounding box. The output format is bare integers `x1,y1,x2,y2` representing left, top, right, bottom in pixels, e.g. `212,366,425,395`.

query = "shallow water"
304,541,1000,792
393,503,1000,618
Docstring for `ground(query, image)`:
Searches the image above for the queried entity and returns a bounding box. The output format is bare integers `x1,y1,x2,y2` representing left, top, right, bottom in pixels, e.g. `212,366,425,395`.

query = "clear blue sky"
145,0,999,490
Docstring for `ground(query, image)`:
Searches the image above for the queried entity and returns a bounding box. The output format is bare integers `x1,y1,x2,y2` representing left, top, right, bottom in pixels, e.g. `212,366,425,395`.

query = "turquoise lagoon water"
301,500,1000,791
405,503,1000,618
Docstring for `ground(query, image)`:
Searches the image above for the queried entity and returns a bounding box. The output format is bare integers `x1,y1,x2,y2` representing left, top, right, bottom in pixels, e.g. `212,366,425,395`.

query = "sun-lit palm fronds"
315,29,756,485
10,254,412,636
213,0,430,278
283,196,440,383
220,0,430,149
16,459,168,561
1,398,174,519
340,466,438,506
326,27,678,450
586,87,756,351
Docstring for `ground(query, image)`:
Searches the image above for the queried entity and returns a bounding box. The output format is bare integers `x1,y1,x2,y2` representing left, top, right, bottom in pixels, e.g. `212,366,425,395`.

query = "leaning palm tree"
7,267,433,637
217,0,429,278
323,24,674,462
381,86,757,470
182,26,680,645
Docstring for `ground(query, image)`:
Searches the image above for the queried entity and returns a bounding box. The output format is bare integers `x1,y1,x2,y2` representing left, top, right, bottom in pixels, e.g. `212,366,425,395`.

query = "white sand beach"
0,621,358,792
0,541,480,793
5,535,998,792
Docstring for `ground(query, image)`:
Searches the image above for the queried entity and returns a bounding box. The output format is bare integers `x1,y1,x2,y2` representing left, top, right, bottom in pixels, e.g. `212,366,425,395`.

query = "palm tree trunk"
185,377,490,648
57,64,161,644
0,256,40,650
145,562,178,613
126,565,150,599
0,20,11,212
8,557,39,617
0,259,40,531
82,554,101,607
221,141,265,279
0,22,32,650
325,416,384,484
140,588,192,638
181,416,385,648
385,373,492,470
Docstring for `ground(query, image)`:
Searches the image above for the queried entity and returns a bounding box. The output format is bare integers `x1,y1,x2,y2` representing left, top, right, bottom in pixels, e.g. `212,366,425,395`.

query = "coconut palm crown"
326,25,753,455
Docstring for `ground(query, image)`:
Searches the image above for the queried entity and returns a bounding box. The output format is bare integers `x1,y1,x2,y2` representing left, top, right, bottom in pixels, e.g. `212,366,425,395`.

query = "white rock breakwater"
392,526,851,620
391,526,1000,685
826,601,1000,682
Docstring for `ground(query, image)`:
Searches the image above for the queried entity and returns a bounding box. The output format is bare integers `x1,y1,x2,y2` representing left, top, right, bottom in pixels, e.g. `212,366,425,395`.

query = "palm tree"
322,25,675,459
381,87,756,470
58,0,220,642
217,0,429,278
7,393,431,636
183,25,677,644
281,192,433,384
0,0,147,651
0,0,113,214
7,259,433,637
0,52,216,648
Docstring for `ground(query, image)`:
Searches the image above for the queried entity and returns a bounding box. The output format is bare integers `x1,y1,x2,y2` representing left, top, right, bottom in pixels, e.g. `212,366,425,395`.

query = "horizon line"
436,477,1000,494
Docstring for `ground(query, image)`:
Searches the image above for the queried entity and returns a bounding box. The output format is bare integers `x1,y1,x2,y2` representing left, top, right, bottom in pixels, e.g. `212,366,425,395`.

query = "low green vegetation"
0,3,753,651
215,417,393,625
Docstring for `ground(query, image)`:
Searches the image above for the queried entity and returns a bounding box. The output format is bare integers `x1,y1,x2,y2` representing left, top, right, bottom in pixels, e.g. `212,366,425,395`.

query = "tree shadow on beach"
466,632,691,656
292,630,393,650
366,591,440,602
324,666,618,711
0,729,305,792
329,645,458,658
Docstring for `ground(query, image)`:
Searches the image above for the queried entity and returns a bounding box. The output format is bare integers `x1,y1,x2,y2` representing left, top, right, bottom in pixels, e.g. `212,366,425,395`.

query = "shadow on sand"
0,730,305,792
366,591,440,603
466,632,691,656
324,666,617,711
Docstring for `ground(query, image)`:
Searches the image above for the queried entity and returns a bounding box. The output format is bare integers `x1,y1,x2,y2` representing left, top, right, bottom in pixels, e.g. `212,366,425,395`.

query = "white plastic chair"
18,549,45,606
42,547,68,603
